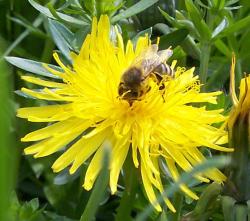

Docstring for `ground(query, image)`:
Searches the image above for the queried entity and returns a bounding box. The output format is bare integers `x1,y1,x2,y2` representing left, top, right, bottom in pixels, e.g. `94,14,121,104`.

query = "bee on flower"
17,15,232,212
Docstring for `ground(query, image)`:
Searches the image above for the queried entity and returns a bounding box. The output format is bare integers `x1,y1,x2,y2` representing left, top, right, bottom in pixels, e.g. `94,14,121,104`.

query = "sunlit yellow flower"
223,54,250,201
229,54,250,129
18,15,232,212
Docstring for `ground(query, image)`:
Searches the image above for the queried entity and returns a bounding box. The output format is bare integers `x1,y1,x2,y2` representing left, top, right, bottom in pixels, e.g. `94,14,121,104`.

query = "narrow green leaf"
28,0,88,27
225,0,240,6
216,0,226,10
3,15,44,57
5,56,62,79
80,144,110,221
196,0,210,9
83,0,96,16
185,0,211,40
159,29,189,49
214,39,231,58
48,19,73,61
132,27,152,44
219,15,250,37
212,18,229,39
159,8,199,38
15,90,36,99
73,26,91,52
153,23,171,35
111,0,159,23
185,0,202,21
181,36,201,60
159,7,179,27
8,16,47,39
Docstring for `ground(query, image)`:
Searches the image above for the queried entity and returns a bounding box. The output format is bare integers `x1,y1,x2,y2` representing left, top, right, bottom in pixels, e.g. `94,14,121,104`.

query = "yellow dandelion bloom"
229,54,250,128
18,15,232,212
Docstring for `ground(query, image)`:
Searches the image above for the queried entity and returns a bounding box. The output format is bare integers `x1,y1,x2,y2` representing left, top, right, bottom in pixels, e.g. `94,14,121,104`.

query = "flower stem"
200,41,211,91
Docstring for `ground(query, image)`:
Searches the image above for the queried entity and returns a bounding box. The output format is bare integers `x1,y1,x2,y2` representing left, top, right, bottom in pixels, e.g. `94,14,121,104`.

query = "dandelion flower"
228,54,250,129
18,15,232,212
223,54,250,200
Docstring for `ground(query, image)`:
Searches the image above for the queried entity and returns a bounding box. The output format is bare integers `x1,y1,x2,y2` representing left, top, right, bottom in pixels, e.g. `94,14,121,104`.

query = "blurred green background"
1,0,250,220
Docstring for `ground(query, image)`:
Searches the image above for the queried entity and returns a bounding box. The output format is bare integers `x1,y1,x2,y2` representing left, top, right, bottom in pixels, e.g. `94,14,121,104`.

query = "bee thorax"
121,67,143,87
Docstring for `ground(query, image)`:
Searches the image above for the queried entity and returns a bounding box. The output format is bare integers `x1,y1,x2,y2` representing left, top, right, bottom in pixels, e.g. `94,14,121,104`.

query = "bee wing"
157,47,173,62
132,45,173,78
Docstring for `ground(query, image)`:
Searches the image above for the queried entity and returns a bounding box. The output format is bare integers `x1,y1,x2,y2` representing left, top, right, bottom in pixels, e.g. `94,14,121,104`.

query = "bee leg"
162,94,166,103
146,86,151,93
153,72,163,83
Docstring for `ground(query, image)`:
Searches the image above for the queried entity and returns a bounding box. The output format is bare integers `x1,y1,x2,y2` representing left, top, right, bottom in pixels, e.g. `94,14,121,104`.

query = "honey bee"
118,45,174,104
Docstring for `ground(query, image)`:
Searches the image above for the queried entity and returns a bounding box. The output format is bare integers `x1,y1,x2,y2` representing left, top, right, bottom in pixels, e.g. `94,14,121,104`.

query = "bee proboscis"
118,45,174,104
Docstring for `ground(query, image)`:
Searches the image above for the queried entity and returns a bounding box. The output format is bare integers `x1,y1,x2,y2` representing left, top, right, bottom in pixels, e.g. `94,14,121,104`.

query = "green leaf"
28,0,88,27
15,89,45,99
205,58,229,91
73,26,91,52
54,169,80,185
159,8,200,39
159,7,178,27
181,36,201,60
219,15,250,37
44,211,77,221
214,39,231,58
80,144,110,221
158,29,189,49
132,27,152,44
212,18,229,39
185,0,203,21
111,0,159,23
215,0,226,10
8,15,47,39
48,19,73,62
153,23,171,35
3,15,44,57
185,0,211,40
225,0,240,6
5,56,62,79
83,0,97,16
